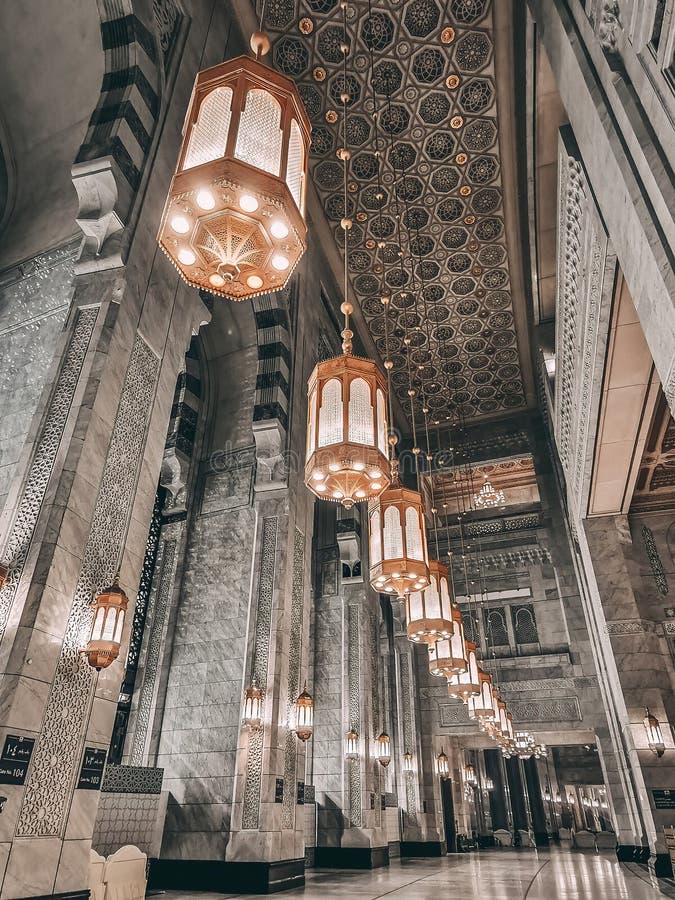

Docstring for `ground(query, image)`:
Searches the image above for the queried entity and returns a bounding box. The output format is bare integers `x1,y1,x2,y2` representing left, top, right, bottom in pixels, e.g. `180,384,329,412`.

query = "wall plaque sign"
297,781,305,805
77,748,107,790
653,790,675,809
0,735,35,785
275,778,284,803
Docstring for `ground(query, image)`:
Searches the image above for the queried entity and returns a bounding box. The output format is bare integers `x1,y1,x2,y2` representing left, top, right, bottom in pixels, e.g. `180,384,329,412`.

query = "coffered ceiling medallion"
264,0,525,421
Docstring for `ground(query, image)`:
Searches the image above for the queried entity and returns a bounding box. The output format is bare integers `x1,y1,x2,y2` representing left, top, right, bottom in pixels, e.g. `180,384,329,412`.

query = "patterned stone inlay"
242,516,278,831
347,604,362,827
16,334,159,837
0,306,98,643
264,0,526,421
642,525,668,595
282,528,305,830
399,651,418,824
102,764,164,794
129,536,180,765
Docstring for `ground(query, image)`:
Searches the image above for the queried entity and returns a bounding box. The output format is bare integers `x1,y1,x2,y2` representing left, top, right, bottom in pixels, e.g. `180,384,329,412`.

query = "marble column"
523,758,548,845
485,749,509,831
505,758,529,834
0,247,207,898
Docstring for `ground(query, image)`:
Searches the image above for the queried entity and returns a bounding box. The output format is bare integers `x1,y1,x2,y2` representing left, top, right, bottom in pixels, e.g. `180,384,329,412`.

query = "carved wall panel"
282,528,305,830
0,306,98,644
242,516,278,831
347,603,362,827
17,333,159,836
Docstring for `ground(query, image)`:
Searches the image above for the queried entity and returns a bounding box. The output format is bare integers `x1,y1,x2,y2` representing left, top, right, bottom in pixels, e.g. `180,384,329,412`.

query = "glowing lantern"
436,749,450,779
345,730,359,760
158,34,311,300
242,679,263,726
369,471,430,597
305,354,391,508
293,685,314,741
83,574,128,670
428,604,468,676
464,763,477,786
376,732,392,767
403,751,414,773
447,640,481,701
467,669,496,720
644,708,666,758
404,558,452,642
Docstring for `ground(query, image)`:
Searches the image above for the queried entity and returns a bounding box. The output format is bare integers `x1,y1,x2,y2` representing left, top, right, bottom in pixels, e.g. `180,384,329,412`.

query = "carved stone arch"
72,0,183,266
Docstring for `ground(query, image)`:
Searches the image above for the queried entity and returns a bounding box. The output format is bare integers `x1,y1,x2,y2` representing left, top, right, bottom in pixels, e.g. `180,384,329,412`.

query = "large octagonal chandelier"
304,10,391,509
158,29,311,300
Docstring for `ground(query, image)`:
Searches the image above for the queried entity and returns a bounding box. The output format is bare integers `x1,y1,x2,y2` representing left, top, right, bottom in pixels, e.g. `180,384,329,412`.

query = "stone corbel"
594,0,624,67
252,418,287,491
160,446,190,515
71,155,126,273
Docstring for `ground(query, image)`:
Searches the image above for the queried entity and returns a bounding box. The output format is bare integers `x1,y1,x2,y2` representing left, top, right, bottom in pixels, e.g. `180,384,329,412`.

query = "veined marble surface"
156,848,673,899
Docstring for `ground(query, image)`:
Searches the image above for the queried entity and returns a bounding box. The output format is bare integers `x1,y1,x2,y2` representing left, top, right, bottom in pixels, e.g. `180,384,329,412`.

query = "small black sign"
297,781,305,805
381,794,386,811
653,790,675,809
77,747,107,790
370,792,375,810
275,778,284,803
0,734,35,785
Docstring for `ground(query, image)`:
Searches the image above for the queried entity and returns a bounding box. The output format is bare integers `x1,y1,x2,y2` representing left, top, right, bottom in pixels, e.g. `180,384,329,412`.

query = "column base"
616,844,650,863
388,840,401,859
400,840,447,857
149,858,305,894
314,846,389,869
651,853,674,878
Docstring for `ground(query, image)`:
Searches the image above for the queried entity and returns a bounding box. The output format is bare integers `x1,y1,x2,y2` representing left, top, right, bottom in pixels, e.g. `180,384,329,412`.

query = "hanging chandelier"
447,639,481,701
403,751,414,773
473,473,505,510
83,573,128,670
467,669,497,721
436,749,450,779
464,763,477,786
428,603,468,678
345,729,359,760
158,30,311,300
406,559,456,644
369,467,430,597
304,20,391,509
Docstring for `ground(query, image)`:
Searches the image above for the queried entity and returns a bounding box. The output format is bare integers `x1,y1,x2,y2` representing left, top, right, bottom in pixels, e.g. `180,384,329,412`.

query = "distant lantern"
464,763,477,786
405,558,453,644
345,729,359,760
0,563,7,591
447,640,481,701
305,354,391,508
403,751,414,773
466,668,496,720
376,732,392,767
428,604,468,677
83,573,128,670
644,708,666,758
242,678,263,726
485,776,495,791
293,685,314,741
368,469,430,597
158,35,311,300
436,749,450,779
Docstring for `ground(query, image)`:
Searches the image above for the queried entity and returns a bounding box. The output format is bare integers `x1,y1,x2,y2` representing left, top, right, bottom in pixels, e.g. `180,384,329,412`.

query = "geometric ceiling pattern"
264,0,526,420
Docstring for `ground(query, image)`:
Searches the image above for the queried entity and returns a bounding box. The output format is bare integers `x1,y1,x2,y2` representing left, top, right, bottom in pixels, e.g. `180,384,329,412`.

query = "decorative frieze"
399,652,418,824
0,306,98,644
440,696,582,725
17,333,159,836
102,764,163,794
641,525,669,595
606,619,659,635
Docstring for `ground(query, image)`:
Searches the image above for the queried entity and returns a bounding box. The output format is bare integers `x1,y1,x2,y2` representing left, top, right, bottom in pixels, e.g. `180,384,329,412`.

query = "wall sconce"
485,776,494,791
83,573,128,670
293,685,314,742
345,730,359,760
242,678,263,726
567,793,576,806
436,749,450,779
403,751,414,774
464,763,477,786
376,732,391,767
644,708,666,758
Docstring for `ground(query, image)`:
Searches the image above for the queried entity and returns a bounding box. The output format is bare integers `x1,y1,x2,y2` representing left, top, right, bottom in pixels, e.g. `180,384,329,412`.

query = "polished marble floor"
157,848,675,900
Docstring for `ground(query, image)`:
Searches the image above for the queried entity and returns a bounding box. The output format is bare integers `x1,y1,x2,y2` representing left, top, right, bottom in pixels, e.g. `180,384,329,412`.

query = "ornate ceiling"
264,0,527,421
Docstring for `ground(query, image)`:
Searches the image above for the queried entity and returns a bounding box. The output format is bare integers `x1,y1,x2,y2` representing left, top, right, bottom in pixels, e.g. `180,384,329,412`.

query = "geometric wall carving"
282,528,305,831
347,603,362,827
16,333,159,836
101,764,164,794
440,695,581,724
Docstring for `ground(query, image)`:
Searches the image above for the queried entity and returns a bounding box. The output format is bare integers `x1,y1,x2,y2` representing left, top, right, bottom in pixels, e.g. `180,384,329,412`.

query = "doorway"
441,777,457,853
